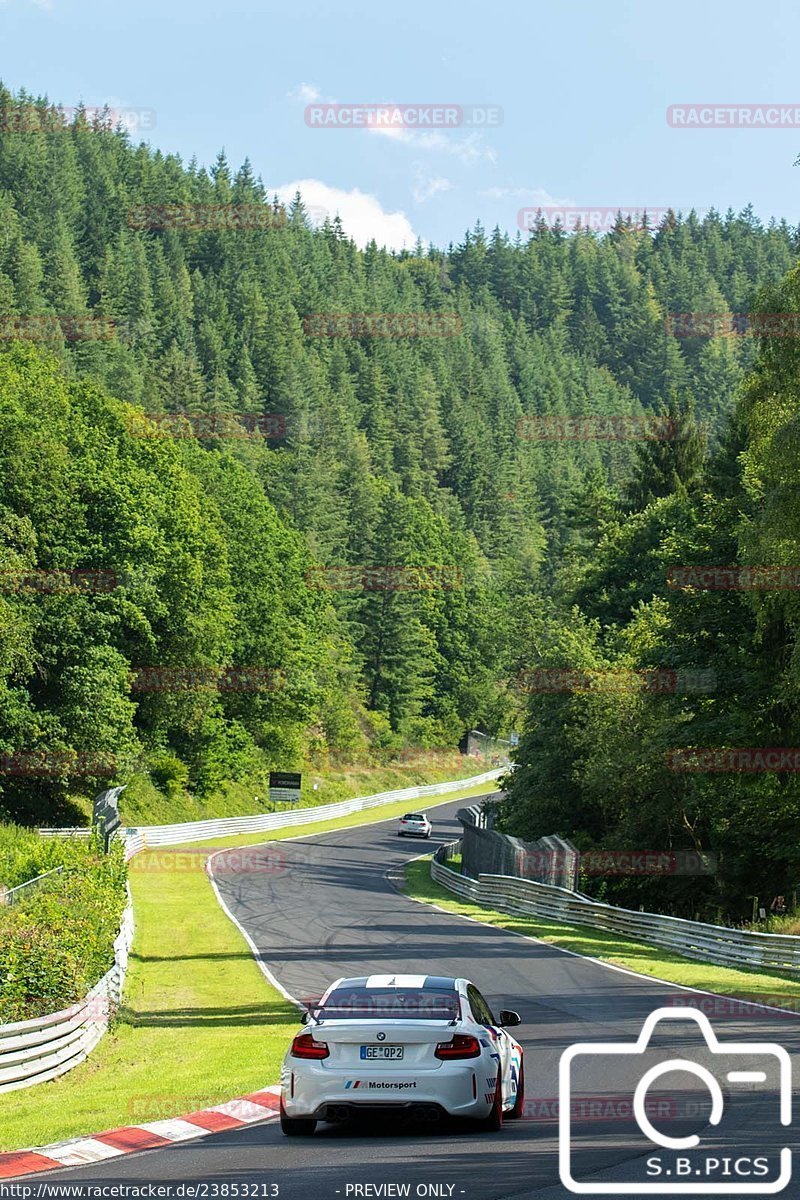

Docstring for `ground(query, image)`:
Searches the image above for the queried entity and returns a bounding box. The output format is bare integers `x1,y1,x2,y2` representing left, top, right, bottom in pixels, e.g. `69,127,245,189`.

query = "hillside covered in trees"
0,88,798,910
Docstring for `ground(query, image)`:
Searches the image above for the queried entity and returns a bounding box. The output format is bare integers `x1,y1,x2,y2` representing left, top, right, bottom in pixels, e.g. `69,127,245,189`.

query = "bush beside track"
0,824,101,889
0,780,498,1152
0,830,128,1022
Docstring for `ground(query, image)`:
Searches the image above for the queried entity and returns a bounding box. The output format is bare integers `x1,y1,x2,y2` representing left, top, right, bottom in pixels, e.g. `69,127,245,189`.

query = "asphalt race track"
31,796,799,1199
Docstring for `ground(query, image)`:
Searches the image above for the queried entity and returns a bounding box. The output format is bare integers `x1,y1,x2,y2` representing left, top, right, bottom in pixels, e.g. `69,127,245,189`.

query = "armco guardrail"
431,844,800,975
41,769,503,860
0,891,133,1093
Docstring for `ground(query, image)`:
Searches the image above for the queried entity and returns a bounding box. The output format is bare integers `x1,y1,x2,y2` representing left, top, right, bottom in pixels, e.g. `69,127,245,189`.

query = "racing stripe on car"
364,974,427,988
423,976,458,991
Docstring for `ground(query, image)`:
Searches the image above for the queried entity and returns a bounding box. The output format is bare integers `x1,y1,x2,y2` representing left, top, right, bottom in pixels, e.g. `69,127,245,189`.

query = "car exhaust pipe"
411,1104,440,1122
330,1105,350,1122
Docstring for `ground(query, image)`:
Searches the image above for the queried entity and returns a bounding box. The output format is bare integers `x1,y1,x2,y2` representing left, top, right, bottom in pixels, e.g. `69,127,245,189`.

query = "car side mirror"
300,1010,310,1025
499,1009,521,1027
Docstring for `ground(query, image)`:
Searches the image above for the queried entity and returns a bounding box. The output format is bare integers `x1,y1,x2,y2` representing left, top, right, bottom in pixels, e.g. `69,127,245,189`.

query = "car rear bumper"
282,1064,494,1120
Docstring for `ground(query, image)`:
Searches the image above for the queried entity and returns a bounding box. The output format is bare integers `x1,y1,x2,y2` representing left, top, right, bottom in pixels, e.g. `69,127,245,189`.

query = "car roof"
325,974,462,993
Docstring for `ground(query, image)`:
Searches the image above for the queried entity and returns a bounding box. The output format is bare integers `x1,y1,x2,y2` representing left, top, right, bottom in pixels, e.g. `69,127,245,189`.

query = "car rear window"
403,813,425,820
314,986,459,1021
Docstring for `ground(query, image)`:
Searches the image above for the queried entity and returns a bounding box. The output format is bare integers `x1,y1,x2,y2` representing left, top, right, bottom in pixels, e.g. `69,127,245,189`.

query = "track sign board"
269,771,302,804
93,785,124,851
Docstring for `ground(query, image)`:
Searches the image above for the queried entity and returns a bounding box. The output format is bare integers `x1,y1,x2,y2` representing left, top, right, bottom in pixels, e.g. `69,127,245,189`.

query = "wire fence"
457,806,580,891
0,866,65,907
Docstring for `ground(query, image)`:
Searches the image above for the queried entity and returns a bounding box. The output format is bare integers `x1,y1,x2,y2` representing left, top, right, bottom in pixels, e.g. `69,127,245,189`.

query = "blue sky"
2,0,799,249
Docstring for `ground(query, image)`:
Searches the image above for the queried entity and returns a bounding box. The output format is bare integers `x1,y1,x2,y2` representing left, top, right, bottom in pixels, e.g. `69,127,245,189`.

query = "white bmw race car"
279,974,524,1135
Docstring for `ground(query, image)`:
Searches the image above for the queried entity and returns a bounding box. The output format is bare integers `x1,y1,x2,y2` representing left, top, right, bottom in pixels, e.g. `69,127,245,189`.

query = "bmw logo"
377,1031,386,1041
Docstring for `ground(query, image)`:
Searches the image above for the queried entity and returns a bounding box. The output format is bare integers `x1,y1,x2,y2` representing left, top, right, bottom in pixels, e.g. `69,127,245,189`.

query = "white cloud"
288,91,495,165
479,185,575,205
412,170,453,204
287,83,322,105
368,124,495,166
270,179,418,250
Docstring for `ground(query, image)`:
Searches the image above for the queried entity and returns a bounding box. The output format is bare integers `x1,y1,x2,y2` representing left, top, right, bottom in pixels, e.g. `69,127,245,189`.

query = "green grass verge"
403,858,800,1006
0,780,499,1151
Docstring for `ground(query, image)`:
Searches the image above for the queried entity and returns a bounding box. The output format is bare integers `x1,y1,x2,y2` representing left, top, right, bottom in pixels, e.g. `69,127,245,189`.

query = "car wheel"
507,1061,524,1119
280,1100,317,1137
477,1076,503,1132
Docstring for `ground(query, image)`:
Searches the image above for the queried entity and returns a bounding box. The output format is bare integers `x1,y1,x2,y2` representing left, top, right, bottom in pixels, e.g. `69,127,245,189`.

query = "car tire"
280,1101,317,1137
477,1076,503,1132
507,1061,524,1119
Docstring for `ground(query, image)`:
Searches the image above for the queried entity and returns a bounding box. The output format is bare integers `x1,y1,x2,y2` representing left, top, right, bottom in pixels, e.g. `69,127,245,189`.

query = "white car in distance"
279,974,524,1136
397,812,432,838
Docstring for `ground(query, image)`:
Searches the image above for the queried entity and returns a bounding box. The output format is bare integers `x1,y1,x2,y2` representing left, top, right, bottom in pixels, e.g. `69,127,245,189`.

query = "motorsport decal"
344,1080,418,1090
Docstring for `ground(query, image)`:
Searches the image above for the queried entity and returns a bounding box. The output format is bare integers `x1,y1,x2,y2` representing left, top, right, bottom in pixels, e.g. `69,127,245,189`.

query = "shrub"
0,829,128,1023
0,824,96,890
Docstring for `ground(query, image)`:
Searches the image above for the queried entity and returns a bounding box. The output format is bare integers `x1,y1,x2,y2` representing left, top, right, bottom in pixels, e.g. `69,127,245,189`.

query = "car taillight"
290,1032,330,1059
434,1034,481,1060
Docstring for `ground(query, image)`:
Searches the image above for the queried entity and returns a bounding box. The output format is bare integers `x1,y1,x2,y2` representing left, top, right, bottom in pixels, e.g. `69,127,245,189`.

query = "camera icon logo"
559,1006,792,1194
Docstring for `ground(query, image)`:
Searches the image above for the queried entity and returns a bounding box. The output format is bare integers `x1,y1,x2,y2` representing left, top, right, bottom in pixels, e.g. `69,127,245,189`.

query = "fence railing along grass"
431,841,800,975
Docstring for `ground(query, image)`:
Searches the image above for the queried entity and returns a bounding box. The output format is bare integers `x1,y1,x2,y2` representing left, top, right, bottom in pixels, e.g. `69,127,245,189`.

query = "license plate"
360,1045,404,1060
